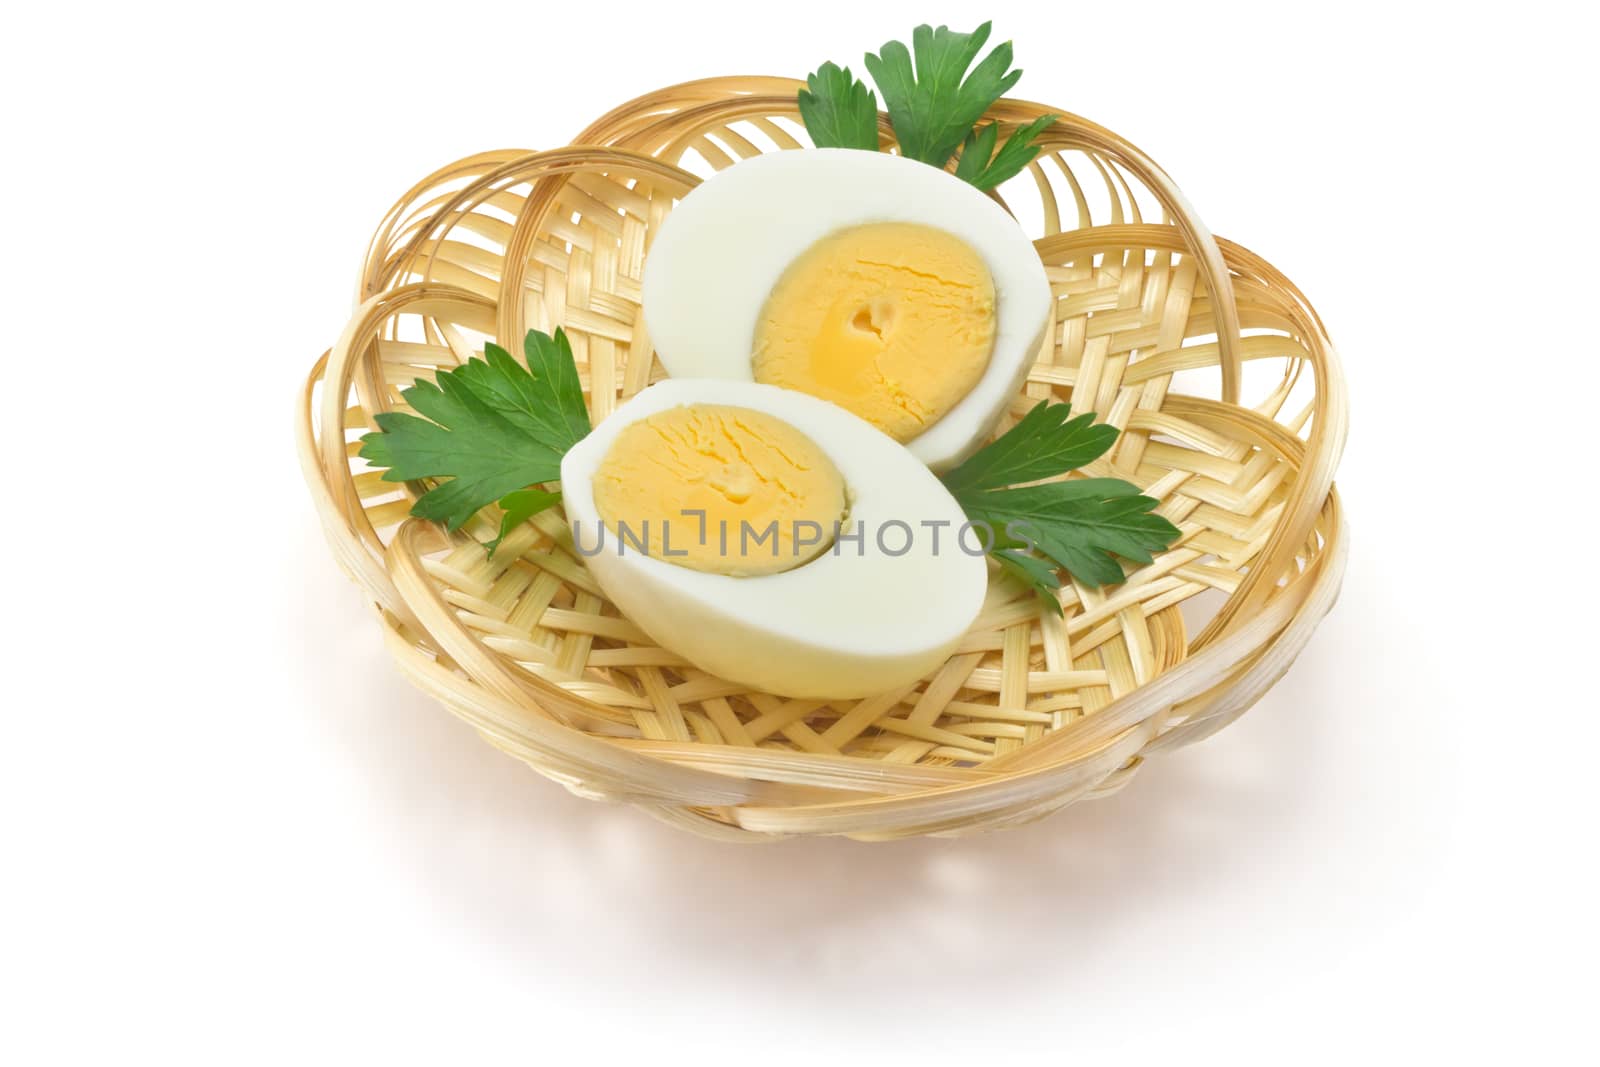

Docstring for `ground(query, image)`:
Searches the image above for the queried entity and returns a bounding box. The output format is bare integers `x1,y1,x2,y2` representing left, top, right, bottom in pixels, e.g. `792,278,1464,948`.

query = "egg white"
641,148,1052,471
559,379,988,699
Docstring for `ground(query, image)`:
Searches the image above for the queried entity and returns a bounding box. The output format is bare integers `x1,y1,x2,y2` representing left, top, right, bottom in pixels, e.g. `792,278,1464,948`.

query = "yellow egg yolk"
751,222,997,442
590,404,848,576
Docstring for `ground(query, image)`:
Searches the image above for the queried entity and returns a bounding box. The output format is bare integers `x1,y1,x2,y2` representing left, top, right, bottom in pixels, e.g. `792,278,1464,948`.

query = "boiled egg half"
559,378,987,698
641,148,1052,471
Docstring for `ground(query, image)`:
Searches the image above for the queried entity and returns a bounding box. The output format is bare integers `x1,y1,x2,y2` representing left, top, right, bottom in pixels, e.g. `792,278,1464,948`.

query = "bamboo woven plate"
298,78,1347,841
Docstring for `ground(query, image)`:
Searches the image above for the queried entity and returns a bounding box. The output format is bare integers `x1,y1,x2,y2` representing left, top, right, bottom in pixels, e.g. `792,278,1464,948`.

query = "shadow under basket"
297,78,1348,842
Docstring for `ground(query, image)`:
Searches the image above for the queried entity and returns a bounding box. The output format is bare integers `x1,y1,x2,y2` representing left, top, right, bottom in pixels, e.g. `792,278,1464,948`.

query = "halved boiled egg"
559,378,988,698
641,148,1052,471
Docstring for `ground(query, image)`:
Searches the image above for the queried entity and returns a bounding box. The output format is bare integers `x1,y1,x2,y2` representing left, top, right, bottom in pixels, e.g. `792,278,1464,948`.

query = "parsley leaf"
862,21,1023,170
953,114,1057,190
951,120,1000,185
992,548,1063,597
942,400,1121,494
487,487,563,557
358,328,589,551
962,481,1180,592
798,61,880,151
450,327,590,454
943,402,1181,607
796,22,1050,191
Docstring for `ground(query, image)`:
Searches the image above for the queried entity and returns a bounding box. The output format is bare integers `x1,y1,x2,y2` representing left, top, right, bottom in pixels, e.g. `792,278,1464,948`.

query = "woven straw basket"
297,78,1347,841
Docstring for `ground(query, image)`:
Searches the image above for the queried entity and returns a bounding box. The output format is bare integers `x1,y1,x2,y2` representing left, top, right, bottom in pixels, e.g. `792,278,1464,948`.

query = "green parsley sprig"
941,402,1182,611
799,21,1057,191
796,62,880,152
358,328,591,556
953,114,1059,191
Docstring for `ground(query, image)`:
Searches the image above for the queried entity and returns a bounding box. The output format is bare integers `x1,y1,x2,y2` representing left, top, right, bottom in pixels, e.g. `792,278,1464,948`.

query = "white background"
5,1,1596,1061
